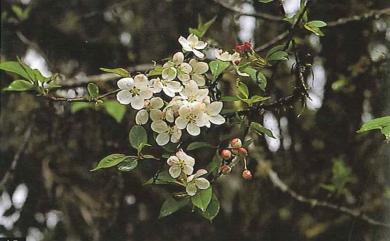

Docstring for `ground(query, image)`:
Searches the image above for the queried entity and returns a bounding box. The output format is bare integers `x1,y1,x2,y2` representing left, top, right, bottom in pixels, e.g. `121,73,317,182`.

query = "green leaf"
144,170,177,185
220,95,240,102
209,60,230,80
258,0,274,3
3,79,34,91
304,21,327,37
91,154,127,171
307,20,327,28
70,102,94,113
159,197,189,218
191,187,212,212
236,81,249,99
189,16,217,38
103,101,126,123
147,66,163,77
201,194,220,221
243,67,257,82
0,61,31,80
187,142,216,151
257,72,267,91
251,122,275,138
357,116,390,140
117,157,138,172
207,152,222,174
250,95,270,104
267,51,288,62
99,67,129,77
87,83,99,98
129,125,148,150
266,45,286,59
142,154,159,160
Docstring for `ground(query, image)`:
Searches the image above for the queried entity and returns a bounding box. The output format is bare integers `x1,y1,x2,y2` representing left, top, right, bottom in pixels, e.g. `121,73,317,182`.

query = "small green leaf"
142,154,159,160
266,45,286,59
129,125,148,150
251,122,275,138
0,61,31,80
307,20,327,28
191,187,212,212
257,72,267,91
117,157,138,172
147,66,163,77
243,67,257,82
70,102,94,113
267,51,288,62
187,142,217,151
91,154,127,171
258,0,274,3
236,81,249,99
99,67,129,77
159,197,189,218
220,95,240,102
103,100,126,123
87,83,99,98
3,79,34,91
201,194,220,221
250,95,270,103
357,116,390,140
209,60,230,80
189,16,217,38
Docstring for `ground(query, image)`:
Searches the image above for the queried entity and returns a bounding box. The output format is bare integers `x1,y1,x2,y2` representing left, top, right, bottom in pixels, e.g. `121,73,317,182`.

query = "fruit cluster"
234,41,252,53
219,138,252,180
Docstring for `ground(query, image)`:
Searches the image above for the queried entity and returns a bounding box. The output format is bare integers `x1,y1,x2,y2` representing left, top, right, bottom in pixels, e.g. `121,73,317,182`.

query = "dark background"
1,0,390,240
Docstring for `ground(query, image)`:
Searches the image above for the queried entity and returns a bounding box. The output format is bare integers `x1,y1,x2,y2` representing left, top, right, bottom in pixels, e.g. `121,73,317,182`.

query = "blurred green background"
1,0,390,240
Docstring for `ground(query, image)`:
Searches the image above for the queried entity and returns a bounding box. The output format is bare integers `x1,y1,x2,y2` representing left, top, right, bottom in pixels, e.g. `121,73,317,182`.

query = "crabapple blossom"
135,97,164,125
204,100,225,127
185,169,210,196
175,103,209,136
151,120,182,146
151,77,182,97
178,34,207,58
179,80,209,103
162,52,192,82
167,150,195,178
189,59,209,86
116,74,153,109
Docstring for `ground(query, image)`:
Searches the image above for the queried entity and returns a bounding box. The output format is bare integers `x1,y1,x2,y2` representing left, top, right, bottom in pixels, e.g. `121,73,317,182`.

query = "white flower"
175,103,208,136
189,59,209,86
135,97,164,125
178,34,207,58
116,75,153,109
167,150,195,178
215,49,241,64
151,120,182,145
186,169,210,196
204,101,225,127
151,77,182,97
162,52,192,82
179,80,209,103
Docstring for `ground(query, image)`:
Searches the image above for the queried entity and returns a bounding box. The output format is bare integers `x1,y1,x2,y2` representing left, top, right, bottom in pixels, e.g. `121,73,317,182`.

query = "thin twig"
45,89,120,102
213,0,284,22
266,163,390,228
0,125,33,188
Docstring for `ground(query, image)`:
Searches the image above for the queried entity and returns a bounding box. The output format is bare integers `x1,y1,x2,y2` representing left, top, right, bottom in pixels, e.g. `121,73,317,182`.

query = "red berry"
238,147,248,156
220,149,232,160
243,41,252,50
242,170,252,180
220,165,232,174
230,138,242,148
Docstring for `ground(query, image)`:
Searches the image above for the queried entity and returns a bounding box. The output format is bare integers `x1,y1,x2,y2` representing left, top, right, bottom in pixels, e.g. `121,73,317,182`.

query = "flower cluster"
116,34,225,146
167,150,210,196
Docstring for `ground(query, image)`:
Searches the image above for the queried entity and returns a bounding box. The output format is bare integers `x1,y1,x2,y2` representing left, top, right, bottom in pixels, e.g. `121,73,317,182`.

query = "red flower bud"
242,169,252,180
220,165,232,175
238,147,248,156
220,149,232,160
230,138,242,148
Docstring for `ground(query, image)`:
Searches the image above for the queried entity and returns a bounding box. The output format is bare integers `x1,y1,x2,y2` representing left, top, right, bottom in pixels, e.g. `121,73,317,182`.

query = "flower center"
130,86,141,96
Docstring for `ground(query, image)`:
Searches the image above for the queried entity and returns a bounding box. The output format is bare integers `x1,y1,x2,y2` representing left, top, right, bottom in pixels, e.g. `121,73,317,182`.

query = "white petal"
166,81,183,92
156,133,170,146
169,165,181,178
139,90,153,100
207,102,223,115
180,63,192,74
192,49,205,58
117,78,134,90
178,36,192,52
170,128,182,143
195,41,207,50
162,67,177,81
209,115,225,125
175,117,188,129
151,120,169,133
135,110,149,125
187,123,200,136
192,74,205,86
195,169,208,177
167,156,179,166
150,109,162,121
130,96,145,110
116,90,132,105
194,62,208,74
183,165,194,176
134,74,148,89
195,178,210,189
172,52,184,65
150,97,164,109
178,73,190,82
187,34,199,45
186,183,197,196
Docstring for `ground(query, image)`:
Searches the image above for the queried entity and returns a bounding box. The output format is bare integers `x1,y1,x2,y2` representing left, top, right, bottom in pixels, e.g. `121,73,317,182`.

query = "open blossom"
189,59,209,86
204,100,225,127
151,120,182,145
135,97,164,125
162,52,192,82
178,34,207,58
167,150,195,178
215,49,241,65
151,77,182,97
175,103,208,136
116,74,153,109
186,169,210,196
179,80,209,103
